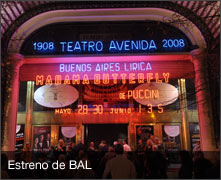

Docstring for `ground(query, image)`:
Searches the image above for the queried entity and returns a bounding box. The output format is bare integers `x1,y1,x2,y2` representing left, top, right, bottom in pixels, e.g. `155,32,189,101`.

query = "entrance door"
84,124,128,147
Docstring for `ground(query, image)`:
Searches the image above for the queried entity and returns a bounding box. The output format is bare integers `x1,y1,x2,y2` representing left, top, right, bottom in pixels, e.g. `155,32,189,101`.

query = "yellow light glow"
151,113,155,118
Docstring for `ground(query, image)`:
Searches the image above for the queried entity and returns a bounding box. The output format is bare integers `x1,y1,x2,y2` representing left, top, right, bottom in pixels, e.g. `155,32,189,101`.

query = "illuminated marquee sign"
33,61,180,115
35,62,170,85
59,62,152,72
54,104,164,115
22,21,192,117
32,39,186,54
21,21,193,55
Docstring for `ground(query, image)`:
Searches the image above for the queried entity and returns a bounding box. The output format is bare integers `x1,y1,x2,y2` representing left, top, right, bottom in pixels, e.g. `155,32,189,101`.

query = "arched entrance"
2,6,216,154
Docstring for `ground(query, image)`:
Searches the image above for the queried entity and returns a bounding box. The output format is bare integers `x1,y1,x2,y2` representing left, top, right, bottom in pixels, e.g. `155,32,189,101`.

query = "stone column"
2,54,24,152
178,79,190,151
190,49,216,152
24,81,35,150
50,125,59,147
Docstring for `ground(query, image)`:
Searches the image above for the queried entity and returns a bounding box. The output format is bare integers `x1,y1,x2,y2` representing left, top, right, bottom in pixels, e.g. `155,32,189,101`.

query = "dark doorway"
84,124,128,147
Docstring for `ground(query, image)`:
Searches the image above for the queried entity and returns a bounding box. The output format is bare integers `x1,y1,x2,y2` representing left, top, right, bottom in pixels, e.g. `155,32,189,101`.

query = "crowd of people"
1,136,220,179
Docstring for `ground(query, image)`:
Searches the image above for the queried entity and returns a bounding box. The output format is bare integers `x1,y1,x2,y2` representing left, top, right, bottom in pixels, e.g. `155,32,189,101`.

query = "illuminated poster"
15,124,25,151
59,126,76,146
189,123,200,151
162,125,181,163
162,125,180,150
33,126,51,152
136,125,154,145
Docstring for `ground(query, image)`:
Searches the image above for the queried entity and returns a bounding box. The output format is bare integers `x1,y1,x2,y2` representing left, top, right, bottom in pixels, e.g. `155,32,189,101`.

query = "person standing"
123,139,132,152
150,135,155,144
193,141,201,152
137,139,145,152
178,151,193,179
99,140,108,151
193,151,213,179
144,139,153,152
136,139,145,178
103,144,136,179
144,139,153,178
76,140,87,152
99,140,108,159
104,146,116,161
113,141,118,148
88,141,95,151
154,137,164,150
56,139,66,153
88,141,97,171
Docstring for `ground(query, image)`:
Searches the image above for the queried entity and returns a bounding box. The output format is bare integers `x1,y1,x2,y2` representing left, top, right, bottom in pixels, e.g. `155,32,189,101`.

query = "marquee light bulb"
151,113,155,118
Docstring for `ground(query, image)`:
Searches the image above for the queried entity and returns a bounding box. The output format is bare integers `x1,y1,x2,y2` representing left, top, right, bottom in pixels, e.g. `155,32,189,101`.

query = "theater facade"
1,2,219,154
